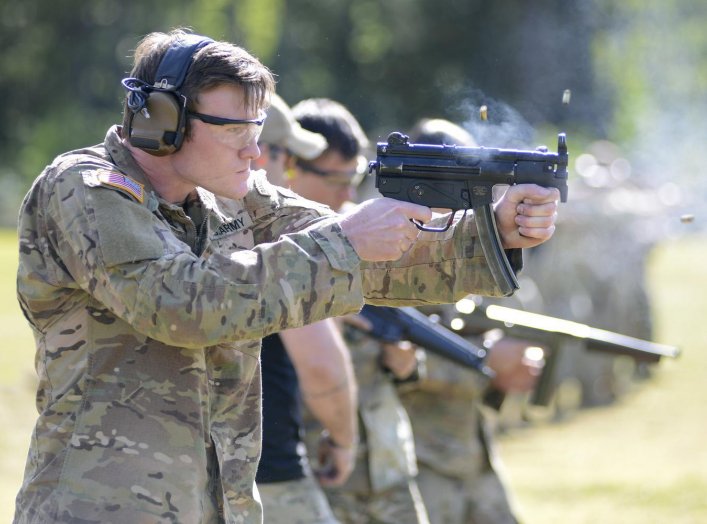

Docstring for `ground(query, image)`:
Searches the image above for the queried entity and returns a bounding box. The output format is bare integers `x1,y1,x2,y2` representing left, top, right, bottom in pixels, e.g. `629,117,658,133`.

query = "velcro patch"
83,169,145,203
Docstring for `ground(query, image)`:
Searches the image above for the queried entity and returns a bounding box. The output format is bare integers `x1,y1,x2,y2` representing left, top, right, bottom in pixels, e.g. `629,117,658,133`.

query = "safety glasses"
188,110,267,149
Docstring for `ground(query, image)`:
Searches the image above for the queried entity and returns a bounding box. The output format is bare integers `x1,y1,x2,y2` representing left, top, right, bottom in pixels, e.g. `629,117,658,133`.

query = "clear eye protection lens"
211,124,263,149
188,110,266,150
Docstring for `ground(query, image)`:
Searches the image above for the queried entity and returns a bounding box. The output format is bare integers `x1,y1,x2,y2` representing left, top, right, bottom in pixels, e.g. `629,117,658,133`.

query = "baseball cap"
259,94,328,160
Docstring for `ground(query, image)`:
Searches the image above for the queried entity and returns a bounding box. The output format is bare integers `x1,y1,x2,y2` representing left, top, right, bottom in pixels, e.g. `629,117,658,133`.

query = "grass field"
0,229,37,522
1,229,705,523
499,234,707,523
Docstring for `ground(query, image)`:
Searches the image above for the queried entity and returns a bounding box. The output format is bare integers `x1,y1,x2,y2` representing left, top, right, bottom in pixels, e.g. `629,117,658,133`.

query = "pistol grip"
529,346,560,407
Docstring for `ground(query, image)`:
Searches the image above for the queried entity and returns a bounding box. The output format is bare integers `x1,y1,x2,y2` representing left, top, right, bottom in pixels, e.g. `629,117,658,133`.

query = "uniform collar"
104,126,154,195
104,125,228,218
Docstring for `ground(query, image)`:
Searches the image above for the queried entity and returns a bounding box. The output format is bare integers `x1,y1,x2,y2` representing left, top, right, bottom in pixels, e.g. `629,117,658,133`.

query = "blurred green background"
2,1,706,522
1,0,706,225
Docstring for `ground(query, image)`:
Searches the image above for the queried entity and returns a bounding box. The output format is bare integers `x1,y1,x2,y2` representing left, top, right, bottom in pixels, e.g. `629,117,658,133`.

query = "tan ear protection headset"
122,34,214,156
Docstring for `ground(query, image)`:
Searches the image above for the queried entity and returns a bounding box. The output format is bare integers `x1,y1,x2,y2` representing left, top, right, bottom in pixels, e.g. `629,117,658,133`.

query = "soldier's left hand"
486,336,545,393
494,184,559,249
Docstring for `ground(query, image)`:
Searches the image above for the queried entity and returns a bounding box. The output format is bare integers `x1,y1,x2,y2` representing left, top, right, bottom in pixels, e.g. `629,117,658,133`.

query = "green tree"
3,0,704,224
593,0,707,194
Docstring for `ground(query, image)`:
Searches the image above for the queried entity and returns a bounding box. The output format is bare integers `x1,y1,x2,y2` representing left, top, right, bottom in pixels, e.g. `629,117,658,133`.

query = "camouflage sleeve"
36,164,364,348
241,172,360,274
360,212,523,305
240,175,522,307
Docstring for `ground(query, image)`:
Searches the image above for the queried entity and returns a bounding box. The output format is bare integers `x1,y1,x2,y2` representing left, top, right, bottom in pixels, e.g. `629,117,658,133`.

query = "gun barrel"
455,302,680,363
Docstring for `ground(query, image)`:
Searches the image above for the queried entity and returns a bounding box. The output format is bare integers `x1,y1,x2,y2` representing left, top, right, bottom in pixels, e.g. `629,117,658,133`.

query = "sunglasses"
188,110,267,149
187,110,267,127
296,159,366,187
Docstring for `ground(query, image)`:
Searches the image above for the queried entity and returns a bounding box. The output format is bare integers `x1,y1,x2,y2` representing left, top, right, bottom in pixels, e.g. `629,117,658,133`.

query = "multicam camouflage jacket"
302,327,418,498
398,349,493,479
14,126,517,524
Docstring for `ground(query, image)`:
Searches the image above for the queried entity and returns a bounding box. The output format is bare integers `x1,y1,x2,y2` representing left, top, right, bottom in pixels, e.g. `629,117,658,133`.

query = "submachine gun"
358,304,494,379
368,132,569,297
448,296,680,406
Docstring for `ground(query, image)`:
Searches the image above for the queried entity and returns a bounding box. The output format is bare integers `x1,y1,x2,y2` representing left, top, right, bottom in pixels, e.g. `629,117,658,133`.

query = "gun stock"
368,132,569,296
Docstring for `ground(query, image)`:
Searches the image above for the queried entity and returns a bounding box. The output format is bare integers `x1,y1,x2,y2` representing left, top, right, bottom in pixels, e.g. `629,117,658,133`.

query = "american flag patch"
96,170,145,203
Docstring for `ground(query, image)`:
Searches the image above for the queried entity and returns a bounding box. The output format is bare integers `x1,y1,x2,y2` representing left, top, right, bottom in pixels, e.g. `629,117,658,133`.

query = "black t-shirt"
256,333,308,483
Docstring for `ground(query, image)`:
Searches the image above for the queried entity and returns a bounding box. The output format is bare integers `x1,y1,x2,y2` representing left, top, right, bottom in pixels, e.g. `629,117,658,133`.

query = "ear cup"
126,91,187,156
123,34,213,156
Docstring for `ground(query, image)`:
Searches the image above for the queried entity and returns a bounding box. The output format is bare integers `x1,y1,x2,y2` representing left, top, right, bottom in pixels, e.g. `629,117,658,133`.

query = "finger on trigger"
398,200,432,224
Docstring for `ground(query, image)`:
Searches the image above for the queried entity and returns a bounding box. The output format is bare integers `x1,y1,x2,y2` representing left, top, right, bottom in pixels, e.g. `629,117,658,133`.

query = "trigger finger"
404,221,420,241
406,228,419,242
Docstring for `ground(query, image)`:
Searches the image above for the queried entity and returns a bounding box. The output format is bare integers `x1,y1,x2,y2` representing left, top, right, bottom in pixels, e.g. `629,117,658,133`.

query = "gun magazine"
475,205,519,297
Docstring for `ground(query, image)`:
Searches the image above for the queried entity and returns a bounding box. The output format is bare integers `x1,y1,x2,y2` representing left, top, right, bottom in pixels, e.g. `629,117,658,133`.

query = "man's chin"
230,182,250,200
212,172,250,200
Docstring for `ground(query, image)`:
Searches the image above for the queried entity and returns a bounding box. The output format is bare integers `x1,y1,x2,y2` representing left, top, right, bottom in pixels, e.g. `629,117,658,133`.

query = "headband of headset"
154,34,214,90
122,34,214,155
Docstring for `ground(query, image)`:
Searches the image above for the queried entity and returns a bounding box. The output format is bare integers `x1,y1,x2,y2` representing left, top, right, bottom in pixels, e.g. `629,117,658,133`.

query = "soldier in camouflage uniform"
254,93,356,524
13,31,559,523
398,338,535,524
396,119,543,524
288,98,428,524
312,327,430,524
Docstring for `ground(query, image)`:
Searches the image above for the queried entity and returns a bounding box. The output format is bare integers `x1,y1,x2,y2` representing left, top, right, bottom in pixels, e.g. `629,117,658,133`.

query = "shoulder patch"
82,169,145,203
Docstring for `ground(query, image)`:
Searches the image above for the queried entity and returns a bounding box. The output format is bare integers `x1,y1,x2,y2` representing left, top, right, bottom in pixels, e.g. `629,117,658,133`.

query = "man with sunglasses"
288,98,431,524
286,100,368,212
14,30,559,523
254,94,357,524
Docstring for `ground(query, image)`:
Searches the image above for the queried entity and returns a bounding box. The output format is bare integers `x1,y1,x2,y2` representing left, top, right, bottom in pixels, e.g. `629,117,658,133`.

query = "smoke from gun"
455,91,536,149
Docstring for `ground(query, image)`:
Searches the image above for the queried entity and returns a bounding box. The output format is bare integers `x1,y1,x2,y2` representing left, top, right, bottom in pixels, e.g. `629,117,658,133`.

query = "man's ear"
284,167,297,181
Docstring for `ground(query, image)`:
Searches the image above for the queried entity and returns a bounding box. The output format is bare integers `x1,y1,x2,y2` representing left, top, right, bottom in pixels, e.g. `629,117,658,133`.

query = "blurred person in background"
398,118,545,524
291,98,431,524
254,93,357,524
518,138,657,408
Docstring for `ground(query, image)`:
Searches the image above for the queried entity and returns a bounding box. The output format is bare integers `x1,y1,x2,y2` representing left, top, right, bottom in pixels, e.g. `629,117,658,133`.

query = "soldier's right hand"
338,198,432,261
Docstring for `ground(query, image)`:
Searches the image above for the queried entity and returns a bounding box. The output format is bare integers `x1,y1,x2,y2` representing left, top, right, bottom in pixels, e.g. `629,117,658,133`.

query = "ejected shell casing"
680,214,695,223
562,89,571,105
480,105,488,121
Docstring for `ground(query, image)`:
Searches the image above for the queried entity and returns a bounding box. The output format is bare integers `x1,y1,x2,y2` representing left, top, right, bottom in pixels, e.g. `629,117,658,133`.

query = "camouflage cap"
260,94,328,160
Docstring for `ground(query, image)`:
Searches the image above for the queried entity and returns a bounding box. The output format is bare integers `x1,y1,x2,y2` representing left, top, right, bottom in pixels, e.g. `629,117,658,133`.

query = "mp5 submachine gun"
368,132,569,296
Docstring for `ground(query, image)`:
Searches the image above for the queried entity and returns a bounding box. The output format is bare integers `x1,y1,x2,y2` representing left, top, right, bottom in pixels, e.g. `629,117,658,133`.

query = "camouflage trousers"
415,463,520,524
258,474,340,524
324,479,430,524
